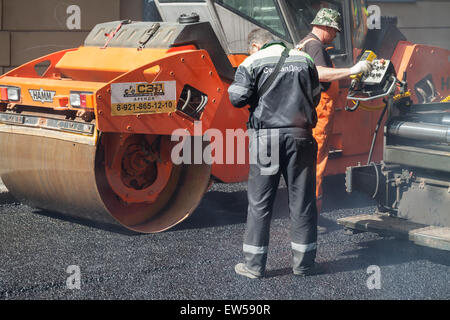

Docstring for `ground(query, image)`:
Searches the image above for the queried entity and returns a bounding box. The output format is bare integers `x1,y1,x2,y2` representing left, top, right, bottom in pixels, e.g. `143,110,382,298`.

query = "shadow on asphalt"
175,174,375,231
327,237,450,272
255,240,450,278
264,267,293,278
321,174,376,211
33,209,140,236
5,174,373,235
0,192,19,205
171,189,249,231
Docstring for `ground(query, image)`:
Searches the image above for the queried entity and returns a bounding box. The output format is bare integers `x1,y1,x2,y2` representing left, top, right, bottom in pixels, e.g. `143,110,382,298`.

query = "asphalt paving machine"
0,0,448,234
338,53,450,250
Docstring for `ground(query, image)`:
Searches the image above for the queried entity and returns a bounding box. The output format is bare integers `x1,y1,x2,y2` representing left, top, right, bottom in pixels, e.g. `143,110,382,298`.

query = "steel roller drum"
0,125,211,233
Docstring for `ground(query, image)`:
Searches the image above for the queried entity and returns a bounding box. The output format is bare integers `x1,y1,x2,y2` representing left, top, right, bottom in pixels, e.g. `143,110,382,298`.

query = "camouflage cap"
311,8,342,32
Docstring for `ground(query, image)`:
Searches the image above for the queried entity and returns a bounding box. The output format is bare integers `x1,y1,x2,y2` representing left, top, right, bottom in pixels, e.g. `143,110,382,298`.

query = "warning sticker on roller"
110,81,177,116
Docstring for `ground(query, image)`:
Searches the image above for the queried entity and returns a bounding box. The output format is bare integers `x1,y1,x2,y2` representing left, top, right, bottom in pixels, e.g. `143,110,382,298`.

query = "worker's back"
228,41,321,132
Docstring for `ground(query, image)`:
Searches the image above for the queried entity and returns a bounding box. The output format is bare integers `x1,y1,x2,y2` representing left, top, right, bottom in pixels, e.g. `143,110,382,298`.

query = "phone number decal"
110,81,177,116
111,100,176,116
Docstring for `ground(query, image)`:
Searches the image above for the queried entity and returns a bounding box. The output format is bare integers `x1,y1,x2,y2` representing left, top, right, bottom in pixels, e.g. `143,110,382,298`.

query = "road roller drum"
0,123,211,233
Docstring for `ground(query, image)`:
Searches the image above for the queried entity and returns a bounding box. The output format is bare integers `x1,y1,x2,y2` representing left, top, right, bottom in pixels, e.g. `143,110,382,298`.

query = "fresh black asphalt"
0,175,449,300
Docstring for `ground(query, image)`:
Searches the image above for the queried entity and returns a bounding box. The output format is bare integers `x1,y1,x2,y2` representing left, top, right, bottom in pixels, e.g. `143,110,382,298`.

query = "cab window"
216,0,290,41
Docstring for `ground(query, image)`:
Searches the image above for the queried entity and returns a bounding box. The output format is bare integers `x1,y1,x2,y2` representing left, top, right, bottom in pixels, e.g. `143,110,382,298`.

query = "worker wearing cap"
228,29,322,278
297,8,372,224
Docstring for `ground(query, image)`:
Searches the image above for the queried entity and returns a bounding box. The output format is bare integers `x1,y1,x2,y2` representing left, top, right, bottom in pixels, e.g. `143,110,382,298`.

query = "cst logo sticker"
29,88,56,103
124,83,165,97
110,81,177,116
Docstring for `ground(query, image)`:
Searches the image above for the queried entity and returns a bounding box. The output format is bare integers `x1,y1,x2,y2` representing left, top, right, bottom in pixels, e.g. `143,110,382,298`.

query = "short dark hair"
247,29,274,52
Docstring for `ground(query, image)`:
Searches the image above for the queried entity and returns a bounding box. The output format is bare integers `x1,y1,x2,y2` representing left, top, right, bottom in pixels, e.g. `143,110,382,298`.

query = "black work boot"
293,263,325,277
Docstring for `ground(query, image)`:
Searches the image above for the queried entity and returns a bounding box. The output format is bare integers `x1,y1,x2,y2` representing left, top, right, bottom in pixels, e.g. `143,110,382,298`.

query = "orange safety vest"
297,38,340,213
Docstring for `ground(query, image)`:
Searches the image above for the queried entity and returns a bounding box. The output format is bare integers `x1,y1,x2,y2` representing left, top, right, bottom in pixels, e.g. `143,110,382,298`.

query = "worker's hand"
350,61,373,75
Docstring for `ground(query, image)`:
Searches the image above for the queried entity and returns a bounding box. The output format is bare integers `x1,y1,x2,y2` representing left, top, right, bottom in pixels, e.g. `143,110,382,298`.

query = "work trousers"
243,129,318,276
313,80,339,213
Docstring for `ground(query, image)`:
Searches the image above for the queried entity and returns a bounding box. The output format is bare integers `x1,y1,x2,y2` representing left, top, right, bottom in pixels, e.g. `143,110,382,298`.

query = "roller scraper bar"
388,121,450,144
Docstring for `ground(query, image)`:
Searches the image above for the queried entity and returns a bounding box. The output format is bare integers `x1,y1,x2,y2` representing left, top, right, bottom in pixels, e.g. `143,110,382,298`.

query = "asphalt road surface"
0,175,449,301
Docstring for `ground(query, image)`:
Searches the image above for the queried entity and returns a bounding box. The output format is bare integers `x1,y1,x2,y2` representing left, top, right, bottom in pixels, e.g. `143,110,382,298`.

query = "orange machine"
0,21,251,233
0,1,448,233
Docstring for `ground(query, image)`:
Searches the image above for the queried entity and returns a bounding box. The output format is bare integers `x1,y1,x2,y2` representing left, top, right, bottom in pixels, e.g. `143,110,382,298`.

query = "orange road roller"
0,20,250,233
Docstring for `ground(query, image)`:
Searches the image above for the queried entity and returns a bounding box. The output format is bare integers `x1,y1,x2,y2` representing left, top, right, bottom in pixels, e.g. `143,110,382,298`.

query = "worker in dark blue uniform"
228,29,322,278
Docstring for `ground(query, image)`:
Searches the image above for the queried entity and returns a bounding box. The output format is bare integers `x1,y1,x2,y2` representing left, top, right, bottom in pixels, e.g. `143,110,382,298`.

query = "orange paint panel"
95,49,226,136
0,48,77,79
0,76,104,108
227,54,248,68
55,46,168,82
391,42,450,103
